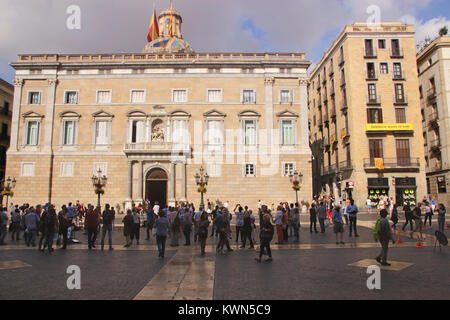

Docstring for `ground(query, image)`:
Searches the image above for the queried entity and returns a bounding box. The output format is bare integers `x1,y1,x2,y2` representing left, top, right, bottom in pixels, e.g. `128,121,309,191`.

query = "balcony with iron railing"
363,157,420,171
430,139,441,152
124,142,191,154
329,66,334,77
428,111,439,128
394,94,408,105
364,47,377,58
339,159,353,171
330,107,336,119
390,47,404,58
323,136,330,148
321,163,338,176
341,127,350,139
427,88,436,102
367,94,381,106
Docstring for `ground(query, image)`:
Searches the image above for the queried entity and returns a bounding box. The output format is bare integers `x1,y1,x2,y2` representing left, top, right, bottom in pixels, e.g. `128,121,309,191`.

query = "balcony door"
396,139,411,166
369,139,383,166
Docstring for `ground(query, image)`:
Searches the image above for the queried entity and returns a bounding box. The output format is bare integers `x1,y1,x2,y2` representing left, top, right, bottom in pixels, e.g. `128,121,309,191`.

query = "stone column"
136,160,143,204
168,162,176,206
44,78,58,151
125,160,133,209
180,162,187,202
265,77,275,146
10,78,23,151
299,79,309,150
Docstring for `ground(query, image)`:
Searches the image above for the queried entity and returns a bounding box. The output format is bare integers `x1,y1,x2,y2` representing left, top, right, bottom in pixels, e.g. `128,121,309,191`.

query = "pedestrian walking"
193,209,202,243
317,202,327,233
255,214,274,263
154,210,170,258
10,209,21,241
130,208,141,245
198,211,210,256
145,207,156,241
0,207,9,245
347,199,359,237
332,206,345,245
58,206,70,250
44,206,58,252
436,203,446,233
309,203,318,233
424,202,433,228
182,207,193,246
366,197,372,214
402,203,414,232
274,206,284,244
23,208,40,247
391,204,399,231
216,208,233,254
85,206,99,250
100,204,114,251
410,203,424,240
374,209,395,266
241,210,254,249
122,210,134,247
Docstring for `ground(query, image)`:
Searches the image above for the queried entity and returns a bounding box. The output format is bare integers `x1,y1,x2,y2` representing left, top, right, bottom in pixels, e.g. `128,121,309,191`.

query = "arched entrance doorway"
146,168,168,208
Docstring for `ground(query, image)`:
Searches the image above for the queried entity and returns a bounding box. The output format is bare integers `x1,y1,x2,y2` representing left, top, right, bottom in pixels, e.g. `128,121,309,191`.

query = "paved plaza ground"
0,215,448,300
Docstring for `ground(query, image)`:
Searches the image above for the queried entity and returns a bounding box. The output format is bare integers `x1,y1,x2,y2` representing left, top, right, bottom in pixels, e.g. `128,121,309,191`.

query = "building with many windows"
0,78,13,180
6,7,311,209
309,22,427,208
417,36,450,204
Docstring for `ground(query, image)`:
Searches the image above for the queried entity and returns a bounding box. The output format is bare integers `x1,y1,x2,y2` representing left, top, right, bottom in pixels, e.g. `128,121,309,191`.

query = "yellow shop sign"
365,123,414,132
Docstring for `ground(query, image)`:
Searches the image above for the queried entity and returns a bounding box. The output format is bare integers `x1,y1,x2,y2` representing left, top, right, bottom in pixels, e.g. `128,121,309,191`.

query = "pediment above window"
169,109,191,118
126,110,147,118
276,110,299,118
238,110,261,118
203,109,226,117
92,110,114,118
59,110,81,118
22,111,44,119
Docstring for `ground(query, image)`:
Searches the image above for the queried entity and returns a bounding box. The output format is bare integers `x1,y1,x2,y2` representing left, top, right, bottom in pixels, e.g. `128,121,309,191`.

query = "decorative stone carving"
14,78,24,87
151,120,165,142
264,77,275,86
48,78,58,86
299,79,309,86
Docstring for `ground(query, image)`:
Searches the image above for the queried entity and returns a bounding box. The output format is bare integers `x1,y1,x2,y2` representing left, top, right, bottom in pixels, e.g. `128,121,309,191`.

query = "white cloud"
401,15,450,44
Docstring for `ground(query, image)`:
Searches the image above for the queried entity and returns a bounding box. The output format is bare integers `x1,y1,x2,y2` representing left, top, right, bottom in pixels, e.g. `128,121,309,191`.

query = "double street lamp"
1,177,16,208
91,168,107,210
194,166,209,211
289,170,303,205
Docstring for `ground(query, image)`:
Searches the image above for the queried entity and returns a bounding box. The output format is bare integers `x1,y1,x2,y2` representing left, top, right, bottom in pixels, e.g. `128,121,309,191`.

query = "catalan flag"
375,158,384,170
147,6,159,43
169,4,173,37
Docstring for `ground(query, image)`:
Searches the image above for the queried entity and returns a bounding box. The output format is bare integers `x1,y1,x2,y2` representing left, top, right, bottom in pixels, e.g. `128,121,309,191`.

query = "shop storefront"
395,177,417,206
367,178,389,207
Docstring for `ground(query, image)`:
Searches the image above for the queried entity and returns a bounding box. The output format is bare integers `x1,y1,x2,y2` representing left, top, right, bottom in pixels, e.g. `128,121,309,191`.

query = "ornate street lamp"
91,168,107,210
1,177,16,208
195,166,209,210
290,170,303,205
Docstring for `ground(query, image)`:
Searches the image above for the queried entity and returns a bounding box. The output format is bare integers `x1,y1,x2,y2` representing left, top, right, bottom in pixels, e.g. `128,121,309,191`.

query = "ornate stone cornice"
264,77,275,86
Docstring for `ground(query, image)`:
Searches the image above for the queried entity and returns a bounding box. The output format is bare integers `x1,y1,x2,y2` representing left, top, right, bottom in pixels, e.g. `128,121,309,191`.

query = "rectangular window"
378,39,386,49
207,89,222,103
60,162,74,177
437,176,447,194
396,139,411,165
393,63,403,79
368,84,377,102
206,120,223,146
244,120,256,145
395,84,405,103
65,91,78,104
21,162,35,177
380,63,389,74
280,90,292,103
26,121,39,145
367,108,383,123
131,120,146,143
365,39,375,56
131,90,146,103
244,163,256,177
62,120,75,145
283,163,295,177
369,139,383,165
97,90,111,104
172,120,189,144
367,63,376,79
391,39,401,56
281,120,294,145
242,90,256,103
172,89,187,103
28,92,41,105
95,121,110,145
395,108,406,123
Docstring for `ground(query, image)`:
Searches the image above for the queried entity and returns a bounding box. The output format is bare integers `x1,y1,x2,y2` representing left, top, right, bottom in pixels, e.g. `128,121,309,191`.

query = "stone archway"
145,167,168,208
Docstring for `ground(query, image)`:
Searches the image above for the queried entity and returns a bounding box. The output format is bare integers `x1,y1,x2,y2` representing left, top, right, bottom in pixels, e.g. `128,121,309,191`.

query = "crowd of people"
0,196,447,266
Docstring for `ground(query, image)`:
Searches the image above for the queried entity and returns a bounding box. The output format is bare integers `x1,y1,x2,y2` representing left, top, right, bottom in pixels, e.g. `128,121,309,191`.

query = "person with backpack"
332,206,345,245
255,214,274,262
100,204,114,251
373,209,395,266
198,211,210,256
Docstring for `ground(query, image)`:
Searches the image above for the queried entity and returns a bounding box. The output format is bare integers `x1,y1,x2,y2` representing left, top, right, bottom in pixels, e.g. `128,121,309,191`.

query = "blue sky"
0,0,449,83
